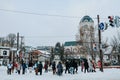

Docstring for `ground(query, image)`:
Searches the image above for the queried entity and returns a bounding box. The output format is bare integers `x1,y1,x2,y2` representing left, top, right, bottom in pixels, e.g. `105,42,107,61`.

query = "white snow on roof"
38,50,50,55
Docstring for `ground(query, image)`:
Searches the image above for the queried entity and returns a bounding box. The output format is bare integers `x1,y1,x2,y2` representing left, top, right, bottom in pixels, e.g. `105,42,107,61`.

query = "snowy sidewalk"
96,66,120,69
0,66,120,80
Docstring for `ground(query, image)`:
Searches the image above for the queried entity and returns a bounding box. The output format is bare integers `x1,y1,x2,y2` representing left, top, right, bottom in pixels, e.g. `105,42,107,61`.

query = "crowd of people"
6,58,101,76
7,61,27,75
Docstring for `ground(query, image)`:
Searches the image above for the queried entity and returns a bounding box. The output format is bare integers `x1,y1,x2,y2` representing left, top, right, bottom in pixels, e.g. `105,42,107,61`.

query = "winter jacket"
38,63,43,71
7,63,13,69
22,63,27,69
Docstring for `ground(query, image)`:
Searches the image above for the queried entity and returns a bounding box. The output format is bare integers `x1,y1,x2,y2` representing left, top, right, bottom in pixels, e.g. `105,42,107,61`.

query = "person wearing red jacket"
98,60,101,71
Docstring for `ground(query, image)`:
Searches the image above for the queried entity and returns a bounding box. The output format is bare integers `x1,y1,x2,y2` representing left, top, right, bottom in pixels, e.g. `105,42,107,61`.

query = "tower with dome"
78,15,95,59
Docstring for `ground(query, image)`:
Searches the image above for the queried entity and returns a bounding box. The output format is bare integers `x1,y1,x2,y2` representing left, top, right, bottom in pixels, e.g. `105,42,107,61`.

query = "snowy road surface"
0,66,120,80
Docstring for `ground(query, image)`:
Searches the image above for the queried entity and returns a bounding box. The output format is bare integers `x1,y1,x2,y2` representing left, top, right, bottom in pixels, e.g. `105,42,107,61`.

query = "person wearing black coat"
69,60,75,74
65,60,70,74
22,62,27,74
74,61,78,73
28,61,33,73
52,61,56,74
84,60,89,73
38,62,43,75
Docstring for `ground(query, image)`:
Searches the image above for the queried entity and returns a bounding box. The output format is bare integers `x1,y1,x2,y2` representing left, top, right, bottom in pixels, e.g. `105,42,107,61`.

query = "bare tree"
0,37,4,46
110,32,120,65
111,36,118,50
6,33,16,47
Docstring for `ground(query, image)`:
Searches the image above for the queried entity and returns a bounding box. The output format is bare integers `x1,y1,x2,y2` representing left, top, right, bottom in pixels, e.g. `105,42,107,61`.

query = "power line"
0,8,105,19
0,8,81,18
25,35,75,38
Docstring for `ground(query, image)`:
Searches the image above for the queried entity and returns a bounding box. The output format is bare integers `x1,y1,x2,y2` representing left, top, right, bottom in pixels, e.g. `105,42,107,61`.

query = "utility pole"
90,27,94,60
20,36,24,50
97,15,103,72
17,32,19,62
17,32,19,50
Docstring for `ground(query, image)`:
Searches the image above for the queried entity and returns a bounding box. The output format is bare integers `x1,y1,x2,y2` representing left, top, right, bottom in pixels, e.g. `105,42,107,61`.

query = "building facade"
79,15,96,60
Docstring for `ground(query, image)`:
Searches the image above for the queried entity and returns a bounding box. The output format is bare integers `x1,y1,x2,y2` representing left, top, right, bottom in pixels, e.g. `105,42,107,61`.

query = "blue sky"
0,0,120,47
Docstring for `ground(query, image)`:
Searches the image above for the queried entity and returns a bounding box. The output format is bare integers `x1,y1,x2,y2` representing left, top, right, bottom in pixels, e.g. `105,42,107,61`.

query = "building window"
3,51,7,55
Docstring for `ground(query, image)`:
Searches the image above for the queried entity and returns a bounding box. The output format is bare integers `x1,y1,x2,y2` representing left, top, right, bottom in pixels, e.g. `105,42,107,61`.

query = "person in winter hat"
57,61,63,76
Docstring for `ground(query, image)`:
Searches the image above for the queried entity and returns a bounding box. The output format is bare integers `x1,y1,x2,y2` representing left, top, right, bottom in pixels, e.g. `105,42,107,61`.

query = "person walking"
17,62,21,74
81,60,84,72
98,60,101,71
92,60,96,72
38,61,43,75
7,62,13,75
74,60,78,73
28,61,33,73
65,60,70,74
89,59,94,72
52,61,56,75
11,61,15,73
84,60,89,73
44,61,48,73
57,61,63,76
34,61,38,75
69,60,75,74
22,61,27,74
14,61,18,73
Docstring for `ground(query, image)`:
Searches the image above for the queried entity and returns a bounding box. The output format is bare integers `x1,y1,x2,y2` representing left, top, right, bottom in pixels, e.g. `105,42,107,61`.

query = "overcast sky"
0,0,120,47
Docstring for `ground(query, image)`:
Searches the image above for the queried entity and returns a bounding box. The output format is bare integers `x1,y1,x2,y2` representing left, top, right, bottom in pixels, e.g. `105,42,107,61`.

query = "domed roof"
80,15,94,23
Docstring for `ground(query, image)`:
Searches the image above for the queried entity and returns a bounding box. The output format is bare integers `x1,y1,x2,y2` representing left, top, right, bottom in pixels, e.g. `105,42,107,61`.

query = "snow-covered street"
0,66,120,80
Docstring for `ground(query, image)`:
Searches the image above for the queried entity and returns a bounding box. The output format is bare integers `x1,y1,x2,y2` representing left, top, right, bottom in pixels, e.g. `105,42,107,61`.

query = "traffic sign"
115,16,120,27
99,22,104,30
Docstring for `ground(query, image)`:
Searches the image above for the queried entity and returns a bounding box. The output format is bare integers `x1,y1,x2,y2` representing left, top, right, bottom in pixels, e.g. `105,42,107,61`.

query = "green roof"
80,15,94,23
64,41,78,46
